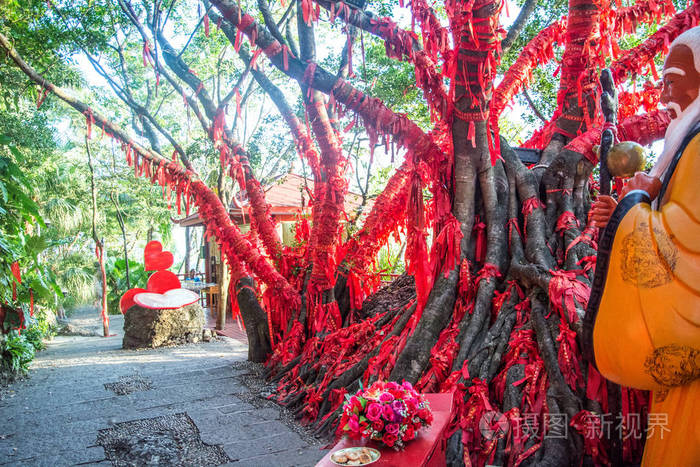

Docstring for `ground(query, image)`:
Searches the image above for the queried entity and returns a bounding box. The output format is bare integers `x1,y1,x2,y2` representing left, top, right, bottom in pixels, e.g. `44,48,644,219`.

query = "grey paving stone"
226,447,329,467
0,312,326,466
222,432,308,458
3,446,106,466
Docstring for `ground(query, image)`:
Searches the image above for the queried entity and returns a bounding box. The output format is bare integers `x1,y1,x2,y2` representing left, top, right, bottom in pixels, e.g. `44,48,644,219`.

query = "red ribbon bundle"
610,2,700,85
489,19,566,134
513,358,548,419
570,410,611,466
556,321,583,389
405,172,432,311
548,269,589,324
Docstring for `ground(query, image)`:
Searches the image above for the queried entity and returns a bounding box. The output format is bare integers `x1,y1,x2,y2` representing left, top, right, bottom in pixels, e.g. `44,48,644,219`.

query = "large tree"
1,0,693,463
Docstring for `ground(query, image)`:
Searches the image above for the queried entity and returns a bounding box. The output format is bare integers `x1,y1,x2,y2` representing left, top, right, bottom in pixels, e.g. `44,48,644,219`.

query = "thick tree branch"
501,0,539,54
523,89,547,123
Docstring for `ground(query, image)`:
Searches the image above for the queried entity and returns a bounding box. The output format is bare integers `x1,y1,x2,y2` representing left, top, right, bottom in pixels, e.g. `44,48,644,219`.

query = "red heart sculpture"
146,270,181,294
144,241,174,271
120,288,147,314
133,289,199,310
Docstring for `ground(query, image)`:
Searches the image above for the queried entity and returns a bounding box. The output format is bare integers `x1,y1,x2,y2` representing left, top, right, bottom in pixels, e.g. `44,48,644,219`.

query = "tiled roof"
174,173,368,227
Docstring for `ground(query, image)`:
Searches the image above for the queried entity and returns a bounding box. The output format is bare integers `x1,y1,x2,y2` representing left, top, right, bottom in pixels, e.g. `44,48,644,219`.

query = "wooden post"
184,226,191,274
599,69,618,196
217,259,228,330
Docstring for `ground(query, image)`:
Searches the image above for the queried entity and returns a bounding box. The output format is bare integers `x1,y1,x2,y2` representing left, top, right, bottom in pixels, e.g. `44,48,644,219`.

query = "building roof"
173,173,367,227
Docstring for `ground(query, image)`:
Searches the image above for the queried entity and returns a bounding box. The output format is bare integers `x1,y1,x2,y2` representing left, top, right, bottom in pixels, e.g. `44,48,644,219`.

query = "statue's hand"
590,195,618,229
621,172,662,200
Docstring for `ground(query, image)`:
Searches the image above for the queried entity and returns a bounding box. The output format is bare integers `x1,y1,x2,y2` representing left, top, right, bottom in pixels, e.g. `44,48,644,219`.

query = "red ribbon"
548,269,589,324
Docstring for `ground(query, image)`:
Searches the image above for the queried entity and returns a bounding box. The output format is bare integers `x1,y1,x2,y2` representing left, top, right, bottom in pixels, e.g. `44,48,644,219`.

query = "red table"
316,392,455,467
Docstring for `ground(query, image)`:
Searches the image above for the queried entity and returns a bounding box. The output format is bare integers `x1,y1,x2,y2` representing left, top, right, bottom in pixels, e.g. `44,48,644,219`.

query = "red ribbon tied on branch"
556,321,583,390
548,269,589,324
570,410,611,466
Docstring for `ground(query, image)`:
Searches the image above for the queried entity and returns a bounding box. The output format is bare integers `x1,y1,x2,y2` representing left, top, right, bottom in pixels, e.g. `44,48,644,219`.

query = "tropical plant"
0,330,36,374
105,258,148,313
0,134,60,323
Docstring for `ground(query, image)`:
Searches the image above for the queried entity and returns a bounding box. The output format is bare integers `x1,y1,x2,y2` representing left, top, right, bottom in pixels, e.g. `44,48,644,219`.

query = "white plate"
329,447,381,466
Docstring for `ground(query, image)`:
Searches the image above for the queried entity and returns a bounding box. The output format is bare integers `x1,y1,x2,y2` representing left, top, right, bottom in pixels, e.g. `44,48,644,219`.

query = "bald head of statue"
662,28,700,119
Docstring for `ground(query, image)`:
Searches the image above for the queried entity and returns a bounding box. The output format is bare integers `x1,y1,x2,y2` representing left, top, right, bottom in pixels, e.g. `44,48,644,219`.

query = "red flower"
350,396,362,412
372,420,384,431
382,432,398,447
404,426,416,441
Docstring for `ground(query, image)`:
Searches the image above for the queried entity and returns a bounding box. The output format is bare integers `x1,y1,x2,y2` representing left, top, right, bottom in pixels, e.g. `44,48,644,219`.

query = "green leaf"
0,180,8,202
8,145,24,163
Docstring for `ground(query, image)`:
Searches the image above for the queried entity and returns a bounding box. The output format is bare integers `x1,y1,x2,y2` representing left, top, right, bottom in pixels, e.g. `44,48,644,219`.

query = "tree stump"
122,303,205,349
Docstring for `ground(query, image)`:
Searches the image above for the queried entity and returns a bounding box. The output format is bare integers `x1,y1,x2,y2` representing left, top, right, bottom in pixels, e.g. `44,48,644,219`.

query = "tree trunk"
111,191,131,290
86,136,110,337
236,276,272,362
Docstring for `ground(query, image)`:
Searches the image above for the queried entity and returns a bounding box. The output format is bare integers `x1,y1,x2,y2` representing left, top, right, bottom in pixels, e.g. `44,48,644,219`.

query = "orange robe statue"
586,127,700,466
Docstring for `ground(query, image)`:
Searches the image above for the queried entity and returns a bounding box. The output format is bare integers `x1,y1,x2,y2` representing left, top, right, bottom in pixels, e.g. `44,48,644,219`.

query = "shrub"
1,330,35,374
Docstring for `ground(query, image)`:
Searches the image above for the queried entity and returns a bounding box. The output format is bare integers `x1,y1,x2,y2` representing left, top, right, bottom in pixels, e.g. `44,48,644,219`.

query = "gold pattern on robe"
620,222,678,288
644,344,700,387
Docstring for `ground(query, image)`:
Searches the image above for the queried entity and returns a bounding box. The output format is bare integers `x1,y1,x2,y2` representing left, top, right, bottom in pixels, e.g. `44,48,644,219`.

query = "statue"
586,27,700,466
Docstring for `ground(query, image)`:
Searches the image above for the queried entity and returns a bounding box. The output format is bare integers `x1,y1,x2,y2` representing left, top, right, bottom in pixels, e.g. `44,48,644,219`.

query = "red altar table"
316,392,455,467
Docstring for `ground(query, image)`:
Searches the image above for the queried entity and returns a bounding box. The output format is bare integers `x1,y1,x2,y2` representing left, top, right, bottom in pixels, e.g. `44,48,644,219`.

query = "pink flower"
366,403,382,421
348,416,360,432
402,381,414,391
382,404,395,420
386,423,400,435
379,392,395,403
392,400,405,413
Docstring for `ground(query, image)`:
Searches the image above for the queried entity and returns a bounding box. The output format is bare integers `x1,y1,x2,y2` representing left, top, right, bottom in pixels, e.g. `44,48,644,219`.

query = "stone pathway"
0,312,328,466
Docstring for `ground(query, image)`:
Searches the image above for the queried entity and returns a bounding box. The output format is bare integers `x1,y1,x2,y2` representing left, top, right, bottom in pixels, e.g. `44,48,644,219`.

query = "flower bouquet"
339,381,433,450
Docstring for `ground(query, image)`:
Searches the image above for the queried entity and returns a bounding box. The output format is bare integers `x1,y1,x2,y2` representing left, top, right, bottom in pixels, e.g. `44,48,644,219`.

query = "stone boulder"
122,303,205,349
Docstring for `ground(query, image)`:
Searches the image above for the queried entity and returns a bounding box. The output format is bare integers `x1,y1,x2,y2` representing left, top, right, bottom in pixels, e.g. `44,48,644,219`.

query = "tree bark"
86,136,109,337
111,191,131,290
236,276,272,362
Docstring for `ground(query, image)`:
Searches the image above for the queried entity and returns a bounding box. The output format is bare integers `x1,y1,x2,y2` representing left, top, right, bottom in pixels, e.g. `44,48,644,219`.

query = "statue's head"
652,27,700,179
662,27,700,119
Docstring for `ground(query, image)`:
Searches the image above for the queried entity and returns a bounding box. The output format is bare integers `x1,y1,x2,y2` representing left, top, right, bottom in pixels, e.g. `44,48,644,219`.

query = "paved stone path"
0,313,328,466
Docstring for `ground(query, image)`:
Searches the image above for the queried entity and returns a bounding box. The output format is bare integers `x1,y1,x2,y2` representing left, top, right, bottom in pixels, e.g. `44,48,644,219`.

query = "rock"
55,323,101,337
122,303,205,349
202,329,213,342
